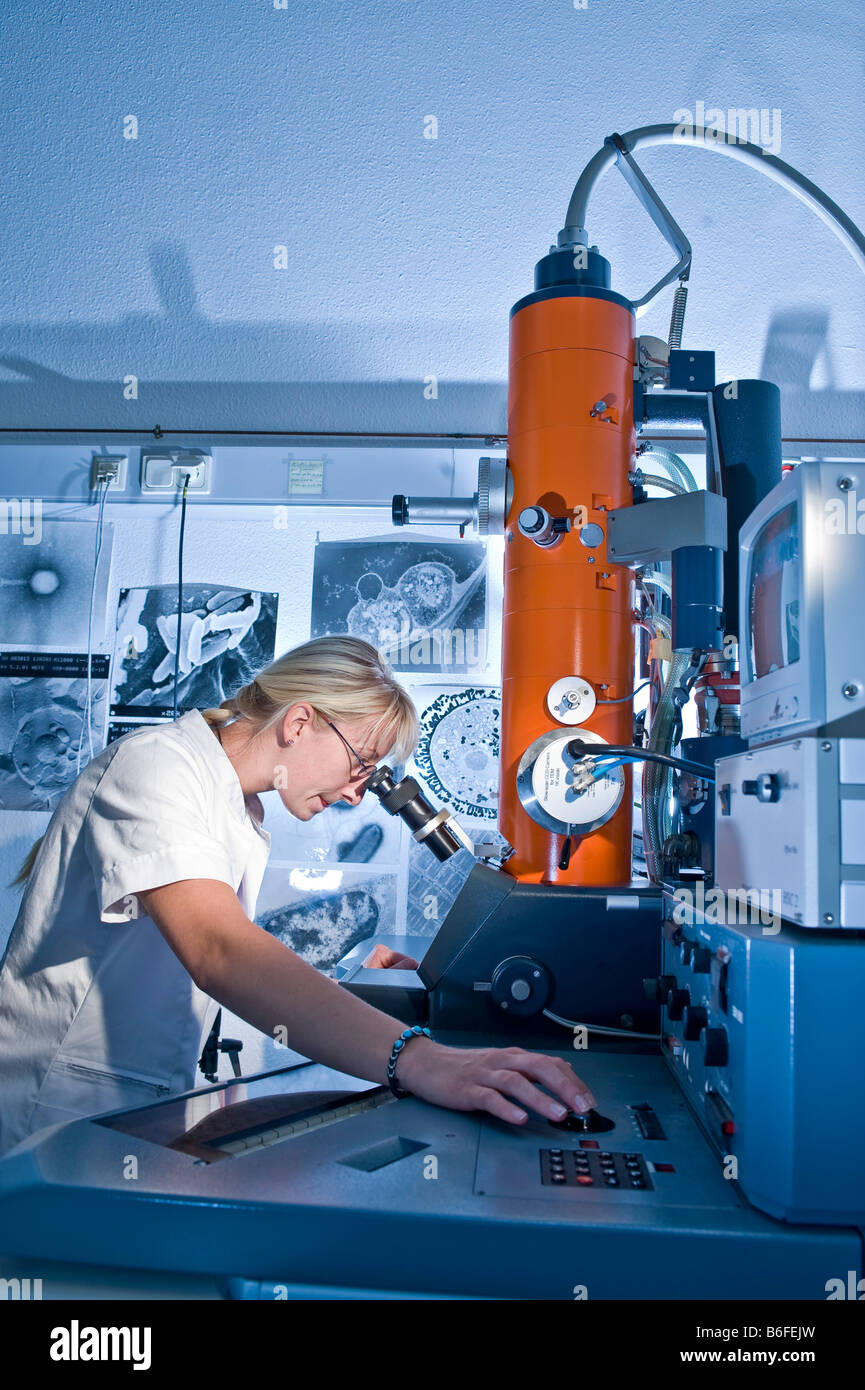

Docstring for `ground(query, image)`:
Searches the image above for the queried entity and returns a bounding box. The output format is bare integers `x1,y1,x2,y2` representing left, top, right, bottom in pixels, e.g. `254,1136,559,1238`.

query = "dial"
703,1027,729,1067
666,987,690,1021
683,1005,708,1040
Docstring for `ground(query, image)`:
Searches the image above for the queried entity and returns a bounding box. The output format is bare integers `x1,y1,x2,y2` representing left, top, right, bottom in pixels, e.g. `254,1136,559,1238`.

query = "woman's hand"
363,943,420,969
393,1037,597,1126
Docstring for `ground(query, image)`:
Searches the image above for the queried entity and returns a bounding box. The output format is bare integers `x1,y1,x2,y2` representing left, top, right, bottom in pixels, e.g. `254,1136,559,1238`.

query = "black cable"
566,739,716,780
172,474,192,720
597,679,652,704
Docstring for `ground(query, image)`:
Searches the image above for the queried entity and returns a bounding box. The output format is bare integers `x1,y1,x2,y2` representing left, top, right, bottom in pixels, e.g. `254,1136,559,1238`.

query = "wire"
597,679,652,704
586,758,629,778
76,479,110,773
172,474,193,721
569,740,716,781
565,123,865,280
542,1007,660,1042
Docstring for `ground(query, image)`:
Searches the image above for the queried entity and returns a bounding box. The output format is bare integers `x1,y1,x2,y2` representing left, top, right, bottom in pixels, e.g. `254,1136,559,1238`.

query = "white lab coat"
0,709,271,1157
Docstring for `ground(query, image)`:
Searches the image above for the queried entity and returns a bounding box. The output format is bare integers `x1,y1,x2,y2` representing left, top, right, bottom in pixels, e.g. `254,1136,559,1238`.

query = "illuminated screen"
747,501,801,679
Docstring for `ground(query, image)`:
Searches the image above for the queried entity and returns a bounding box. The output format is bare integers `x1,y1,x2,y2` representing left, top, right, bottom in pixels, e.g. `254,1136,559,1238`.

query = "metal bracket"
605,133,692,310
606,489,728,566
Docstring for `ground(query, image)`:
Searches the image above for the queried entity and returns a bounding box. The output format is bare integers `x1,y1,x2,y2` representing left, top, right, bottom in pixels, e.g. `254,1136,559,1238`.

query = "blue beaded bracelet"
387,1025,432,1098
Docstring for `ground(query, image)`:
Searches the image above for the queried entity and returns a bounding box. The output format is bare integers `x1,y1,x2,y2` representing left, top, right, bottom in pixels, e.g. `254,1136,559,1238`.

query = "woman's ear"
278,702,313,748
277,708,297,748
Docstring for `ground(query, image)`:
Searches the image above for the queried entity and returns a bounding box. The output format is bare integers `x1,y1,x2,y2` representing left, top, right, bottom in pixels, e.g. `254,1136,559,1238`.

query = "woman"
0,635,595,1157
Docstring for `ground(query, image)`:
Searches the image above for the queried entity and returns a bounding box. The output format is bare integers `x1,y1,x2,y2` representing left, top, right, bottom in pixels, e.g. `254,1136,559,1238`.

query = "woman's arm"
136,878,598,1125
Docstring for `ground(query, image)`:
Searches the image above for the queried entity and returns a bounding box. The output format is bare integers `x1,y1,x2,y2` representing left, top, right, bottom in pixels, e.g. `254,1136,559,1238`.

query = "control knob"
683,1005,708,1040
666,987,690,1021
703,1027,729,1067
643,974,677,1002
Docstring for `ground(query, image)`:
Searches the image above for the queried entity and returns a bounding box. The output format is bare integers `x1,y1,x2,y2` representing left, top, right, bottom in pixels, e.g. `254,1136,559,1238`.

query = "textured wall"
0,0,863,439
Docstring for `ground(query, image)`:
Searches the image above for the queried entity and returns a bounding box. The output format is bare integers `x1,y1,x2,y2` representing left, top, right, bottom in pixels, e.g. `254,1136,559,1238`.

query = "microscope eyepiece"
366,765,463,862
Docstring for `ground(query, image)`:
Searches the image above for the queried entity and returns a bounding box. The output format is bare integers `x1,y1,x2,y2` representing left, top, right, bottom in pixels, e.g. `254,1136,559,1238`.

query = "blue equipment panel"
0,1043,859,1300
659,883,865,1225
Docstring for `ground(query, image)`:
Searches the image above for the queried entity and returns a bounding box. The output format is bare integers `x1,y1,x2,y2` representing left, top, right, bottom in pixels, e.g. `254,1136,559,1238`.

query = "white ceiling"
0,0,862,441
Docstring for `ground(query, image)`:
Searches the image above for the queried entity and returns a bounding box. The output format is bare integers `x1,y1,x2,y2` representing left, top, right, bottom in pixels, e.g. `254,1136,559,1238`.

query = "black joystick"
549,1107,615,1134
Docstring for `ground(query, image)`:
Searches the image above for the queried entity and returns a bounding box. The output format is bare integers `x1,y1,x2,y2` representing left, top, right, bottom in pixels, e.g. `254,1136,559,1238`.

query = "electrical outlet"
90,454,128,490
141,451,212,493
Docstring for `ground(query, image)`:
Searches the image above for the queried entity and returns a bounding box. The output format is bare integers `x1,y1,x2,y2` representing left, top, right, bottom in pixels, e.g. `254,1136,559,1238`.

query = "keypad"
540,1148,654,1190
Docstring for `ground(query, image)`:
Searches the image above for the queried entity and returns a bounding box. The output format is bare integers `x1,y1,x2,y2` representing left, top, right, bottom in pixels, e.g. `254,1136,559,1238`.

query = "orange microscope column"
501,293,637,885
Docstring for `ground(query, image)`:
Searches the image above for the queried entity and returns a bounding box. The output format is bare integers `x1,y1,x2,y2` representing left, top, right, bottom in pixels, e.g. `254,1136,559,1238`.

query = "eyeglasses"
326,720,376,784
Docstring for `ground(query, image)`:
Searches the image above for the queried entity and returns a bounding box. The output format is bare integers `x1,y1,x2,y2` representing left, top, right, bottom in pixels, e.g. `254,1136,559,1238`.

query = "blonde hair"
200,635,419,764
11,636,418,889
10,835,45,889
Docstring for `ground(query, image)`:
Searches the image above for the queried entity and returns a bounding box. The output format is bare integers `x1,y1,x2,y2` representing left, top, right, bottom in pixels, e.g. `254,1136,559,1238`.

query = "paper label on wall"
289,459,324,495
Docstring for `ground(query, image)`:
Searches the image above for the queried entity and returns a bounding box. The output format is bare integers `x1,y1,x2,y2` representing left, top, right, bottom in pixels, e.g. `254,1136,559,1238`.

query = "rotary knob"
643,974,677,1002
490,956,552,1016
691,946,712,973
742,772,781,803
666,987,690,1021
703,1027,729,1067
683,1005,708,1040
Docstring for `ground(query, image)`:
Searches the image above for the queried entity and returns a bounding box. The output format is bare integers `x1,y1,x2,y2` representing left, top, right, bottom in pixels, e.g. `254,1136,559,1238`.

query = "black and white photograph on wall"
404,834,476,939
0,652,109,810
402,684,509,936
110,584,278,718
310,534,488,675
409,684,501,818
253,864,400,975
0,517,113,649
106,719,164,746
260,781,404,868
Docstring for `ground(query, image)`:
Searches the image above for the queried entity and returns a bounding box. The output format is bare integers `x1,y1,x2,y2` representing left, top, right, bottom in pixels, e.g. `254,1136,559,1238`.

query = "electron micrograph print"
0,655,109,810
106,720,164,746
0,518,113,649
110,585,278,717
402,684,508,936
409,685,501,819
258,786,403,868
405,834,477,937
254,866,399,975
310,535,487,674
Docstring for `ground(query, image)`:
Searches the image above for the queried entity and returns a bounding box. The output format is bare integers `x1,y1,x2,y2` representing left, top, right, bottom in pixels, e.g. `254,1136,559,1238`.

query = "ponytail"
10,834,46,890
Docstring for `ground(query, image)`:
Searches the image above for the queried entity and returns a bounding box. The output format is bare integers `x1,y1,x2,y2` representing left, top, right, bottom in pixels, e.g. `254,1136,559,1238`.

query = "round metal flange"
546,675,597,725
515,728,624,836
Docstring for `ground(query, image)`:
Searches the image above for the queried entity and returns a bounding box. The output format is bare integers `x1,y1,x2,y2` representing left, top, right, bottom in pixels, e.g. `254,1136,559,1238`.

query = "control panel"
541,1147,654,1190
0,1045,859,1298
713,738,865,928
655,881,865,1226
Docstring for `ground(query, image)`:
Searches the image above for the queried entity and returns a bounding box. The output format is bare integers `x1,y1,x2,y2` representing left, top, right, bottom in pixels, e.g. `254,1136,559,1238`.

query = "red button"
576,1175,593,1184
579,1139,600,1149
653,1162,676,1172
722,1121,736,1135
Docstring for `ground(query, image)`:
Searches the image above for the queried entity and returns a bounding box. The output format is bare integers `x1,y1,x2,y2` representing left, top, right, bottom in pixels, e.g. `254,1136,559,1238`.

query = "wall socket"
90,454,128,490
141,451,212,493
